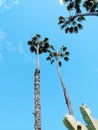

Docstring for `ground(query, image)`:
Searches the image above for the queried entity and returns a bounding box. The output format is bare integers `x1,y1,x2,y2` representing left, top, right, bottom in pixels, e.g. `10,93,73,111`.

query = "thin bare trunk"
34,43,41,130
56,59,74,116
34,68,41,130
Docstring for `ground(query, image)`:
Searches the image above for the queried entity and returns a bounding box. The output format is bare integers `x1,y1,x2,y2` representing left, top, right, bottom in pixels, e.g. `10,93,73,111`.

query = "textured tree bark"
56,59,74,116
34,68,41,130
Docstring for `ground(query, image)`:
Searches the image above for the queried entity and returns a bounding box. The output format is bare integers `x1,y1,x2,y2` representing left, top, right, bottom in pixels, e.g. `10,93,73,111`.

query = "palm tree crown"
46,45,70,66
58,0,98,33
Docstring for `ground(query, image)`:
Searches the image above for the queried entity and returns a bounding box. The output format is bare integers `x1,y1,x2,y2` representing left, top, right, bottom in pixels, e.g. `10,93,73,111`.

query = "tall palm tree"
46,45,74,116
28,34,50,130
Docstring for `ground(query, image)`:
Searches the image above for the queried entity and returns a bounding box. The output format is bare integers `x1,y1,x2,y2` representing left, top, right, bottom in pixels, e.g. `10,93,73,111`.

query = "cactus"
63,104,98,130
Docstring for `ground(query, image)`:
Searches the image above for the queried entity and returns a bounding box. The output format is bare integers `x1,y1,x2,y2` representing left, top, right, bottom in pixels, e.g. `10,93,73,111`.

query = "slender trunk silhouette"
34,44,41,130
56,57,74,116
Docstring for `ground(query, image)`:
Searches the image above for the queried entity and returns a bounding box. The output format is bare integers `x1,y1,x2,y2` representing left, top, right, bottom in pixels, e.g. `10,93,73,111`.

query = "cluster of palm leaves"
58,0,98,33
58,15,84,33
28,34,50,54
46,45,70,67
28,34,70,67
83,0,98,12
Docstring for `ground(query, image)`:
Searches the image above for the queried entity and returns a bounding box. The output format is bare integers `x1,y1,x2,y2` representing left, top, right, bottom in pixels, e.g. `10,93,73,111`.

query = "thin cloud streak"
18,42,35,63
13,0,19,5
0,0,19,10
0,40,34,63
0,29,34,63
0,30,7,40
5,41,16,52
0,52,3,61
0,0,6,7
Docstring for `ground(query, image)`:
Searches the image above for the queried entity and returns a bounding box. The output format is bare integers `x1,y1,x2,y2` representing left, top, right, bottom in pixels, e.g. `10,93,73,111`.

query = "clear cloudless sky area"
0,0,98,130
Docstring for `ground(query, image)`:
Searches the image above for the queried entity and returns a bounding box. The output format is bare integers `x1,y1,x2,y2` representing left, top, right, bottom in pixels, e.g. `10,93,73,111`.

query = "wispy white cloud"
0,43,3,51
1,41,34,63
0,52,3,61
13,0,19,5
0,30,7,40
5,41,15,52
18,42,35,63
0,29,34,63
0,0,5,7
0,0,19,10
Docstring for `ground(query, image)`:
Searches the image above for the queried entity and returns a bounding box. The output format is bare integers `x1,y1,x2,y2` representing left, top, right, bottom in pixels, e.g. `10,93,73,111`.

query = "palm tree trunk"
34,68,41,130
56,58,74,116
34,43,41,130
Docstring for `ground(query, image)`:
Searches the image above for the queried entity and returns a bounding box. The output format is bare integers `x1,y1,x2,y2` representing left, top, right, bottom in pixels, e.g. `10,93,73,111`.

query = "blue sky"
0,0,98,130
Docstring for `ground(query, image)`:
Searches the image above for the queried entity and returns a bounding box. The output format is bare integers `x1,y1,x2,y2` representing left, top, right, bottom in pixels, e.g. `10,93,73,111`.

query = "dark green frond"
65,51,70,56
69,27,74,33
73,26,78,33
64,57,69,61
72,21,77,26
58,20,64,24
58,16,65,21
30,46,36,53
63,46,67,51
67,2,74,11
65,27,69,33
43,37,49,42
46,57,51,61
32,36,37,41
58,61,62,67
60,46,67,52
28,41,33,46
42,48,47,53
36,34,41,38
39,48,43,54
78,24,83,29
60,53,65,57
83,0,96,11
77,16,86,22
49,53,55,58
44,43,49,49
51,59,55,64
61,24,65,29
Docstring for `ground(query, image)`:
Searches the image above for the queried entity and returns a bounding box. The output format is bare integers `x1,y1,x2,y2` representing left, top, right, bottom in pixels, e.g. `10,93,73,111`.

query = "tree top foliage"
58,0,98,33
27,34,51,54
46,45,70,67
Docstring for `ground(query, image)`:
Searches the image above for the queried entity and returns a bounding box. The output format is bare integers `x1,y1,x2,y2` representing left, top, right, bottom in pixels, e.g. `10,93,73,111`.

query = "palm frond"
36,34,41,38
64,57,69,61
51,59,55,64
58,61,62,67
65,51,70,56
28,41,33,46
30,46,36,53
